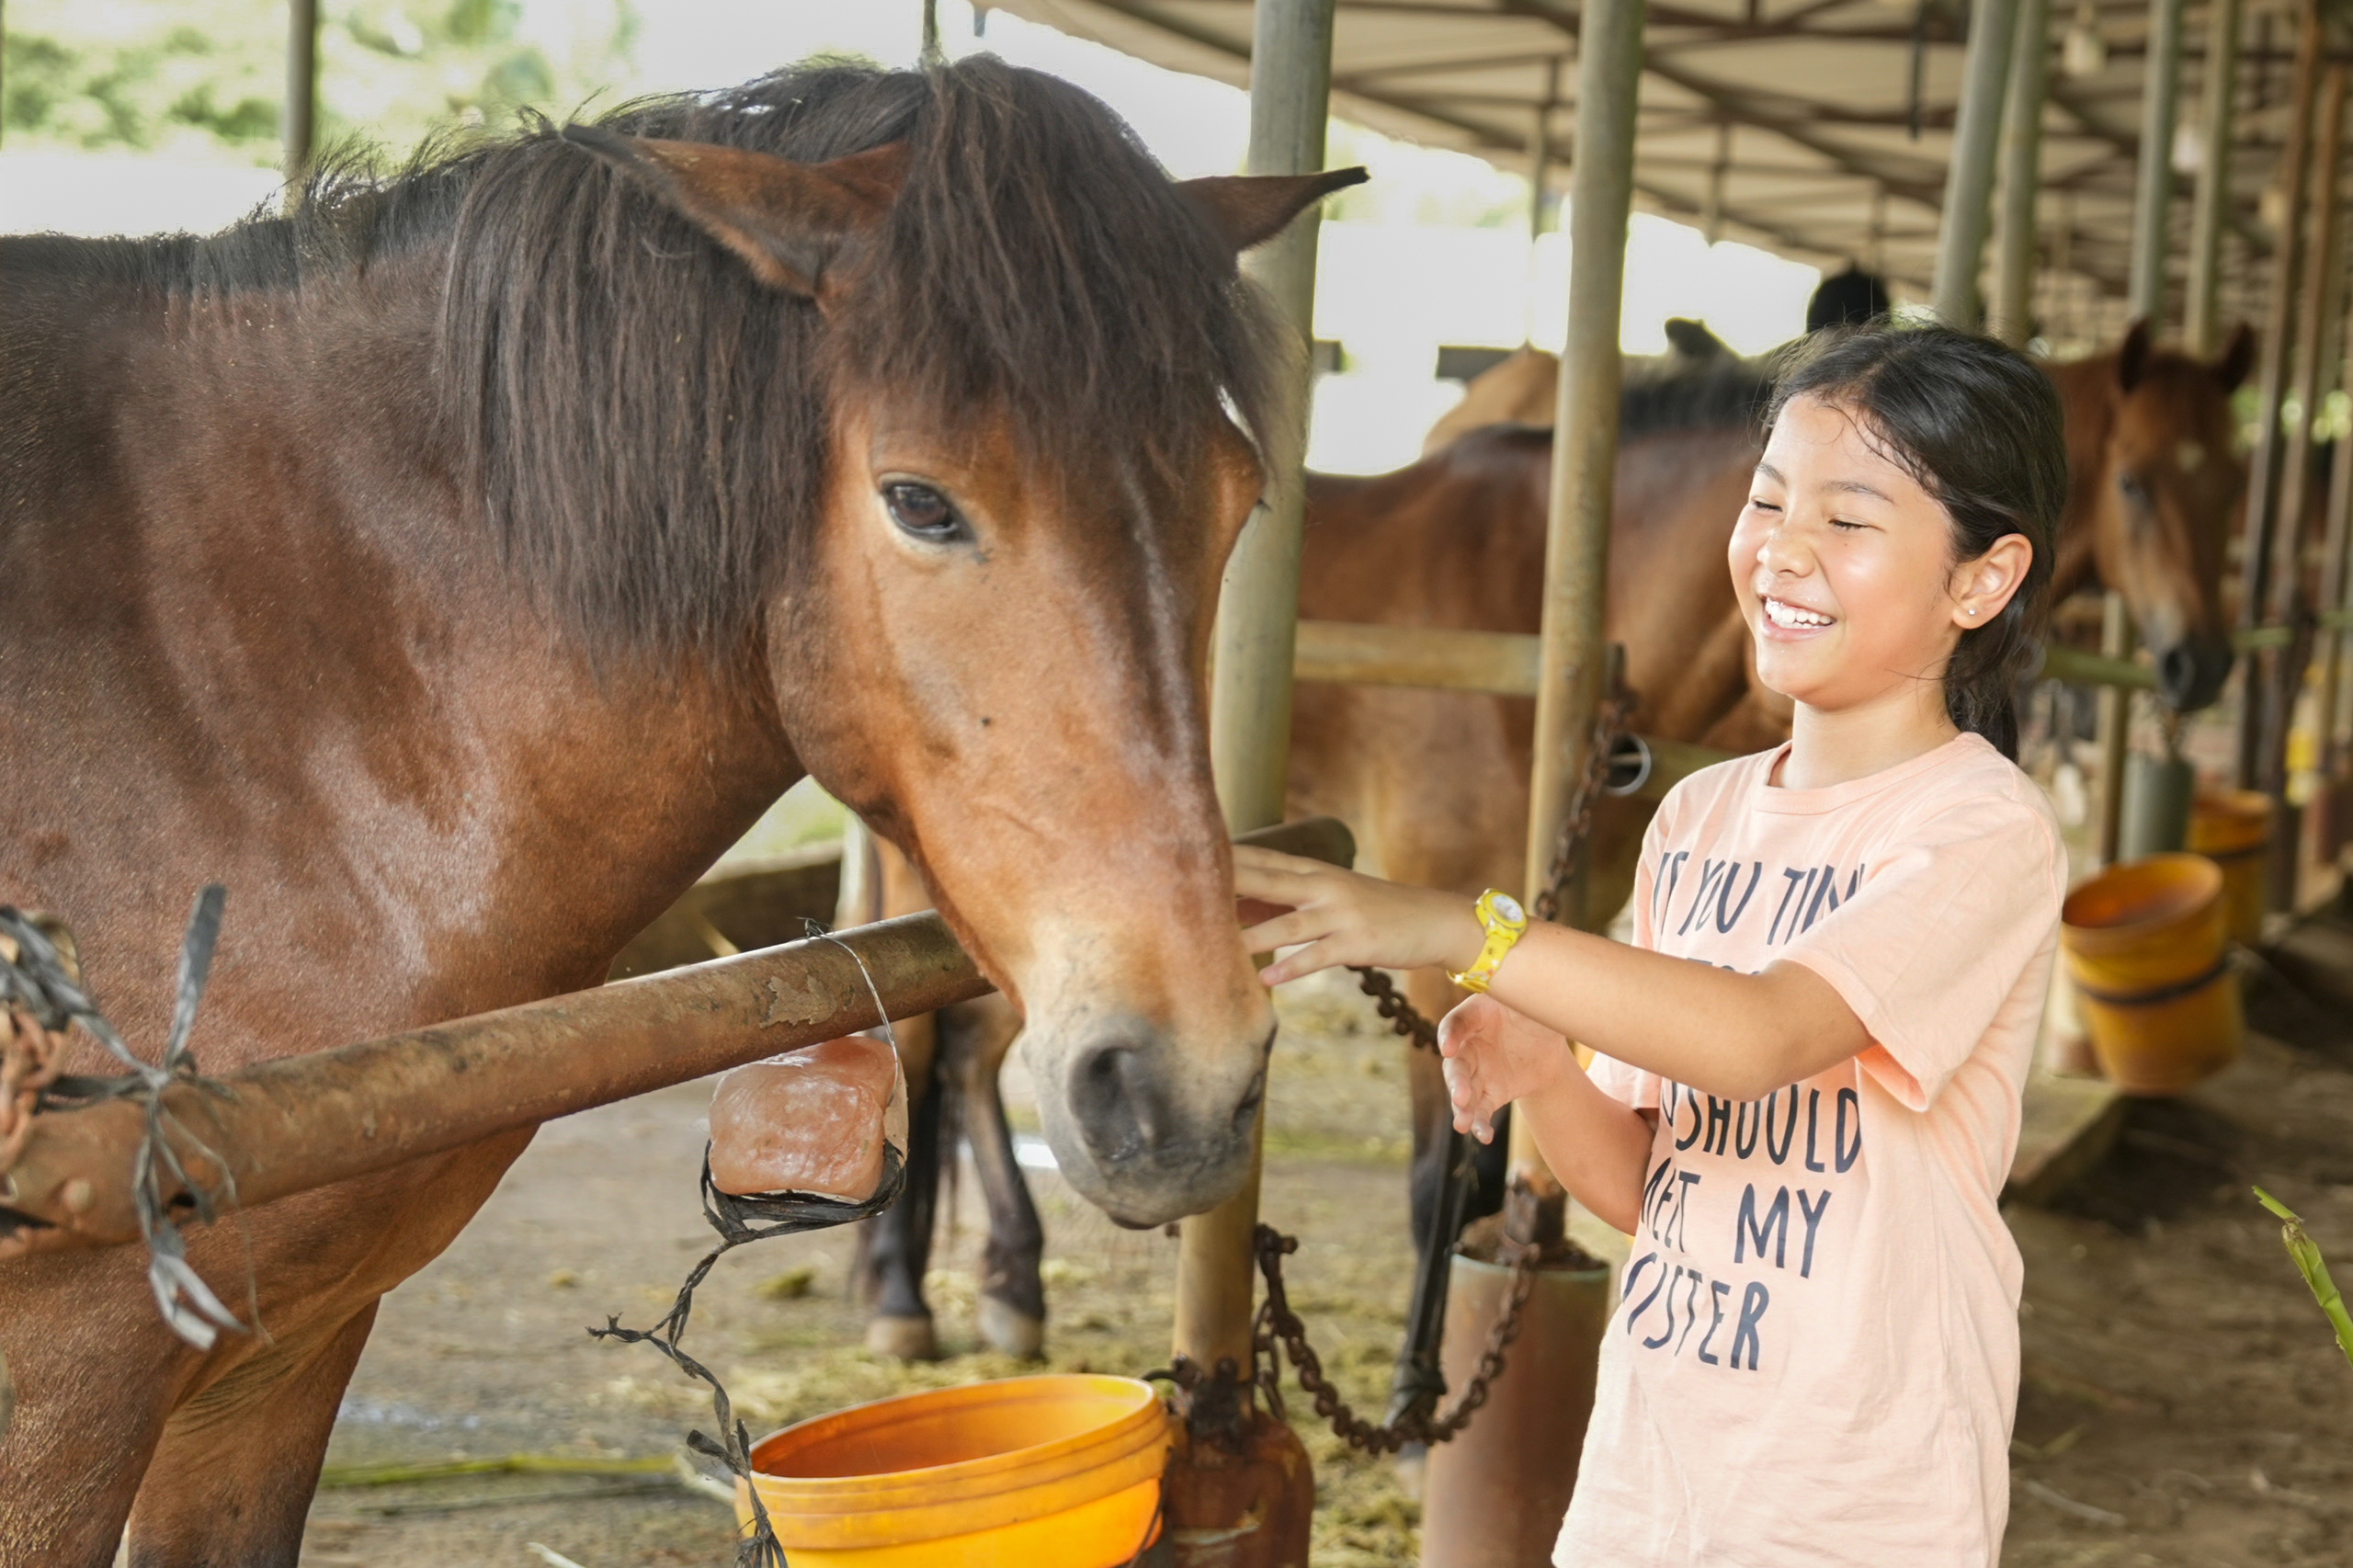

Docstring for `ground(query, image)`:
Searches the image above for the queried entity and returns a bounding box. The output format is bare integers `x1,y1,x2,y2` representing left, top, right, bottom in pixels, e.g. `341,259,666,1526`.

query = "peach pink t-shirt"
1557,732,2065,1568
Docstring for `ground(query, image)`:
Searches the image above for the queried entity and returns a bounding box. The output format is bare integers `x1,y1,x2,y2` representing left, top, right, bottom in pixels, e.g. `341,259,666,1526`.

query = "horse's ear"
1664,318,1732,360
1177,167,1370,253
2117,317,2154,393
2213,322,2257,392
561,125,909,297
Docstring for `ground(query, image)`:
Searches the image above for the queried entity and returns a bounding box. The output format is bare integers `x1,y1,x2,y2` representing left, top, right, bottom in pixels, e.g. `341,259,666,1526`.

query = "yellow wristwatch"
1448,889,1529,994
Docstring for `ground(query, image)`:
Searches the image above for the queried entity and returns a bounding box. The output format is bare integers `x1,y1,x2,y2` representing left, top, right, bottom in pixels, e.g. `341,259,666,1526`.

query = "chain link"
1252,1222,1540,1454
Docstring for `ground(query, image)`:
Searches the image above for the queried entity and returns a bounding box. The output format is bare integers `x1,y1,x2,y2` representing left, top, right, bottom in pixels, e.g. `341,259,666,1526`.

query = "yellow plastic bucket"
2060,854,2243,1096
733,1374,1169,1568
2188,790,2272,946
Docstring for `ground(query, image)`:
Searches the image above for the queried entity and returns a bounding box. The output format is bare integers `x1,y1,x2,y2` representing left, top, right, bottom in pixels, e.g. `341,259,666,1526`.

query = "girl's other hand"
1233,846,1481,984
1439,994,1576,1143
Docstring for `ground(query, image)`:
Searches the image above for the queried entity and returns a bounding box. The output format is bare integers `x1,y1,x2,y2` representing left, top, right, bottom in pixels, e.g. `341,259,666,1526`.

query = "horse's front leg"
0,1249,179,1568
943,994,1044,1358
859,1009,943,1360
125,1303,381,1568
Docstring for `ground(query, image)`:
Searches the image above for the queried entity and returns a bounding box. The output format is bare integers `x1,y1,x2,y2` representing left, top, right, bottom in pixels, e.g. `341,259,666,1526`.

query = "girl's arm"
1233,847,1868,1103
1437,994,1657,1233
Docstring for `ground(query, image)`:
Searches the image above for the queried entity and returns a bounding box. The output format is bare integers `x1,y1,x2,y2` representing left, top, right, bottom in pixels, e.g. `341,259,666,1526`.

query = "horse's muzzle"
2156,635,2234,712
1035,1021,1269,1227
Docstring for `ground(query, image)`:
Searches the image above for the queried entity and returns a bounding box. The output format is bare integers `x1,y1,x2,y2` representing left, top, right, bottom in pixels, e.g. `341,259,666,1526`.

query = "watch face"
1491,892,1525,924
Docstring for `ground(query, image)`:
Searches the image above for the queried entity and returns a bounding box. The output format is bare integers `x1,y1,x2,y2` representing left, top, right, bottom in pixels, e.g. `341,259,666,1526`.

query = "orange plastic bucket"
733,1374,1169,1567
2188,790,2273,946
2060,854,2243,1096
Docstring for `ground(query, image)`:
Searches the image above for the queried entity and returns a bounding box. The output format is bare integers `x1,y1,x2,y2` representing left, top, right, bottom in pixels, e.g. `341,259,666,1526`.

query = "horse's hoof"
865,1313,938,1361
978,1296,1045,1359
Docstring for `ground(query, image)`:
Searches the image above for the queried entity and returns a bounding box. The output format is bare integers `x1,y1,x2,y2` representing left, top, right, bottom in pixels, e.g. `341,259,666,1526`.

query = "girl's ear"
1951,533,2034,628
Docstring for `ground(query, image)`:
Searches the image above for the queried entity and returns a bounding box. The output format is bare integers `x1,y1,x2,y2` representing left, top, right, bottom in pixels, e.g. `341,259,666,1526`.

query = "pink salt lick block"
708,1034,906,1202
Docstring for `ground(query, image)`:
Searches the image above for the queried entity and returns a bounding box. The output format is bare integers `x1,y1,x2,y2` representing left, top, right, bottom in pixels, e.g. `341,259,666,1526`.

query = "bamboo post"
1995,0,2052,346
2096,592,2132,865
2186,0,2244,358
2237,0,2325,789
1932,0,2021,326
1176,0,1336,1385
1994,0,2052,347
1531,56,1562,244
2269,65,2347,655
1524,57,1563,346
2318,322,2353,782
1509,0,1648,1241
284,0,319,199
2255,65,2349,909
2128,0,2188,324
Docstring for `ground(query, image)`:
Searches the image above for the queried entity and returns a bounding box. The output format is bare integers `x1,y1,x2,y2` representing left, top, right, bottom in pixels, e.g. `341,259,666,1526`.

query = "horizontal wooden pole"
1293,619,1542,696
0,819,1356,1255
1299,618,2185,697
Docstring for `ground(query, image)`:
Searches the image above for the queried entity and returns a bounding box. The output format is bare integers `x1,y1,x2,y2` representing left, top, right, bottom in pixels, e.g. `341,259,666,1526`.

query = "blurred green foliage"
2,1,639,165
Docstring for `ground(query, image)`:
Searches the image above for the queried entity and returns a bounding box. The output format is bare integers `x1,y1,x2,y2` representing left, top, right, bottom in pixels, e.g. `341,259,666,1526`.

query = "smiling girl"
1233,324,2071,1564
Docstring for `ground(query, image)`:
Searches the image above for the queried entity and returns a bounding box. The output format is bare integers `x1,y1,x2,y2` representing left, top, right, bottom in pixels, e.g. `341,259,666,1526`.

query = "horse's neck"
0,262,798,1063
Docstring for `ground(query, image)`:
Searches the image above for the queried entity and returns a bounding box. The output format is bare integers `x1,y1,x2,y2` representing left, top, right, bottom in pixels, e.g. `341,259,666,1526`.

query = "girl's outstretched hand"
1232,846,1481,985
1439,994,1576,1143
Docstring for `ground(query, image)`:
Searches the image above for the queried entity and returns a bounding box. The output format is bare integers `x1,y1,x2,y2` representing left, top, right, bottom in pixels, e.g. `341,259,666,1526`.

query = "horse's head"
554,64,1358,1226
2074,320,2256,711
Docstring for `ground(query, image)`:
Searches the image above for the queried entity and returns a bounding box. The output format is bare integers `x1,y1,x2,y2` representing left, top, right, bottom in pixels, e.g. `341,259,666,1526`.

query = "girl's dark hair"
1765,323,2065,758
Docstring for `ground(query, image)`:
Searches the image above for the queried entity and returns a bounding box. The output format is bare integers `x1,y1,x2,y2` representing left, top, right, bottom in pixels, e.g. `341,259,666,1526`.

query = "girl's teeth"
1767,599,1833,629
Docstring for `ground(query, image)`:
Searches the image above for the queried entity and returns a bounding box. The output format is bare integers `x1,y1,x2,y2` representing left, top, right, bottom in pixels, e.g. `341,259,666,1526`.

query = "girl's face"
1731,394,2018,721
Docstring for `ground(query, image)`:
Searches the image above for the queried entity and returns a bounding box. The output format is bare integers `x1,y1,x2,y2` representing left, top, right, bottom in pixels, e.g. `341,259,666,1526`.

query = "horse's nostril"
2155,639,2234,713
2158,645,2197,705
1067,1041,1168,1164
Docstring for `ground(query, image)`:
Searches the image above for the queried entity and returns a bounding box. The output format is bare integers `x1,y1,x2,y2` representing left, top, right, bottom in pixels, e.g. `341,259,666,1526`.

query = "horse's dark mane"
6,59,1281,657
1620,349,1774,441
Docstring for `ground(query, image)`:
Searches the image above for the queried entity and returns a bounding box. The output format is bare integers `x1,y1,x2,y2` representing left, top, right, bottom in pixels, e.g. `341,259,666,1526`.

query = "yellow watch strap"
1447,889,1529,994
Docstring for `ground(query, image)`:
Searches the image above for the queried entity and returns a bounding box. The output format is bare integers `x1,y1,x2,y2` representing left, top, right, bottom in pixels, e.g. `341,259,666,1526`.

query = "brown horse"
854,317,2258,1361
0,59,1355,1565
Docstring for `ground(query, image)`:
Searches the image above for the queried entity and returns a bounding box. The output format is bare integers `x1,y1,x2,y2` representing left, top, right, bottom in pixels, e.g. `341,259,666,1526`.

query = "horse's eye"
2118,472,2150,507
882,482,970,544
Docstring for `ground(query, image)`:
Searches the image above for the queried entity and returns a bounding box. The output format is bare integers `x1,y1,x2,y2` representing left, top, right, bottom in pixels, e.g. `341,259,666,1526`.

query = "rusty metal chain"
1346,680,1632,1052
1252,1223,1539,1454
1530,684,1636,927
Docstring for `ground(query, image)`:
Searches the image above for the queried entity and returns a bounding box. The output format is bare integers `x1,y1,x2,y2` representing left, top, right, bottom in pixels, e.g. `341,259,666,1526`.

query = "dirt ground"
299,912,2353,1568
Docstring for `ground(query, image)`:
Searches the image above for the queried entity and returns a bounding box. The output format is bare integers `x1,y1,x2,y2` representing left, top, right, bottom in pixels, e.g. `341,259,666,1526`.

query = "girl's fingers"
1237,909,1317,955
1260,939,1335,984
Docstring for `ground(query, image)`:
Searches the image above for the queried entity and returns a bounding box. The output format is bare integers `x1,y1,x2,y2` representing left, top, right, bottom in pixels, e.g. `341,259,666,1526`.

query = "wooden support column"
2237,0,2325,790
2186,0,2245,357
284,0,319,199
1932,0,2021,326
1994,0,2052,347
2254,64,2349,907
2318,308,2353,783
2095,592,2132,865
1509,0,1648,1237
1176,0,1336,1384
2129,0,2188,324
